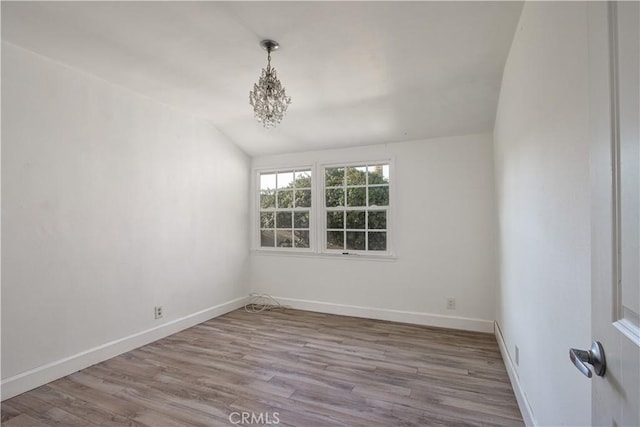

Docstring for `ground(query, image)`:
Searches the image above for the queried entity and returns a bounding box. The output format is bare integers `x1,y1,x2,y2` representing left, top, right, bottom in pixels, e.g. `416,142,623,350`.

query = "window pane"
294,230,310,248
369,186,389,206
277,172,294,189
260,230,274,247
260,191,275,209
295,189,311,208
346,231,366,250
276,212,292,229
259,163,390,253
294,211,309,228
368,211,386,229
346,187,366,207
260,212,274,228
325,188,344,207
325,167,345,187
346,211,366,229
368,164,389,184
260,173,276,191
294,170,312,188
347,166,367,185
277,190,294,208
326,231,344,250
327,211,344,229
257,167,314,252
368,232,387,251
276,230,293,247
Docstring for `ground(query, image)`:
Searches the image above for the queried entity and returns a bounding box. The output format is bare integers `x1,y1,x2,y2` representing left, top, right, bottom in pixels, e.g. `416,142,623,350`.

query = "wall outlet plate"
446,298,456,310
154,306,163,319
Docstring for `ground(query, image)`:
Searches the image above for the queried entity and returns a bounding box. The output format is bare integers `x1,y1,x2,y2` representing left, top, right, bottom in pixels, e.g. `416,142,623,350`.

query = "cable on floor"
244,293,286,313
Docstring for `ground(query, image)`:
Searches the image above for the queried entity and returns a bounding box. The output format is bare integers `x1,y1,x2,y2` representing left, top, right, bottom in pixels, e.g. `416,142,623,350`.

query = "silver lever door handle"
569,341,606,378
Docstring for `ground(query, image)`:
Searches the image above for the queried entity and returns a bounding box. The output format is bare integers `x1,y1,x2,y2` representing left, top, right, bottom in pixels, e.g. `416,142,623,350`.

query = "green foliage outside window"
260,164,389,253
260,169,312,249
324,164,389,252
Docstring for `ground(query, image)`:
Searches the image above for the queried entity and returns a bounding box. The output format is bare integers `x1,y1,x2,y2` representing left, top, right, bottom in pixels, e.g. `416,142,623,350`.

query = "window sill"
250,249,397,262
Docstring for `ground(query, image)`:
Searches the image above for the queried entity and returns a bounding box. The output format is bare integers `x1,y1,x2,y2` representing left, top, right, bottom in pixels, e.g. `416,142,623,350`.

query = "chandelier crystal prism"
249,40,292,128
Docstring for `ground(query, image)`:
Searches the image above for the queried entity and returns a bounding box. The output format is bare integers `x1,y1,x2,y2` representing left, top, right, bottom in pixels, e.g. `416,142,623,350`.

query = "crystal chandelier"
249,40,292,128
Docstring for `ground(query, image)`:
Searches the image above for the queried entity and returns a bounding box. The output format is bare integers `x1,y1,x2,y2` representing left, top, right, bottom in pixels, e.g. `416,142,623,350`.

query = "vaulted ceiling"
2,1,523,156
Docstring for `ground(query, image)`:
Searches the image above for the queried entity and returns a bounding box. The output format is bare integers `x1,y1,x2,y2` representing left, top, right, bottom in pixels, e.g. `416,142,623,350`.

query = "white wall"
493,2,591,425
251,133,499,332
1,42,250,396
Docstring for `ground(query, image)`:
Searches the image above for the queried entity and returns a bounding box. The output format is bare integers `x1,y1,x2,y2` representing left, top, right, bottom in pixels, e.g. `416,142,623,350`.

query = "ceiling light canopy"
249,39,292,129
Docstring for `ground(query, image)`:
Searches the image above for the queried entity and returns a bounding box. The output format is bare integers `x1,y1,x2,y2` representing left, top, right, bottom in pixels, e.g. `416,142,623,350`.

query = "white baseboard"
274,296,494,333
1,296,249,401
494,321,536,426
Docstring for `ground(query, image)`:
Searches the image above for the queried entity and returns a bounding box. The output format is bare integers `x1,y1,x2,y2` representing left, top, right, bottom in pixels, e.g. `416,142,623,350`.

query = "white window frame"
253,158,395,259
319,161,393,256
255,166,315,253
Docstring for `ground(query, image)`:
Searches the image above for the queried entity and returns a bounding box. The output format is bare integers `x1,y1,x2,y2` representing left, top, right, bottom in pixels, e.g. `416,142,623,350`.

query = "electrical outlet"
154,306,163,319
446,298,456,310
515,345,520,366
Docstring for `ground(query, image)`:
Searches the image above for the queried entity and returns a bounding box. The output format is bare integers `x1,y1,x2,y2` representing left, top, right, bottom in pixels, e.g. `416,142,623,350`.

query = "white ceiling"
2,1,523,156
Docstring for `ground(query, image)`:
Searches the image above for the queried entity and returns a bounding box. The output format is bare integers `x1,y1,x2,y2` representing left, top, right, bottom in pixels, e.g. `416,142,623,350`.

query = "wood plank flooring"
2,309,523,426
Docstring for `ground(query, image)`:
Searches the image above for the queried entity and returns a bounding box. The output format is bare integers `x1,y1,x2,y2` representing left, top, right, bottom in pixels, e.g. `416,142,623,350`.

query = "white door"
588,2,640,426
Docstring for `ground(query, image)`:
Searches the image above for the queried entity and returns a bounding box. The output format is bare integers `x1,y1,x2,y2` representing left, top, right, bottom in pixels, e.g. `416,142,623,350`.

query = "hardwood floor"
2,309,523,426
